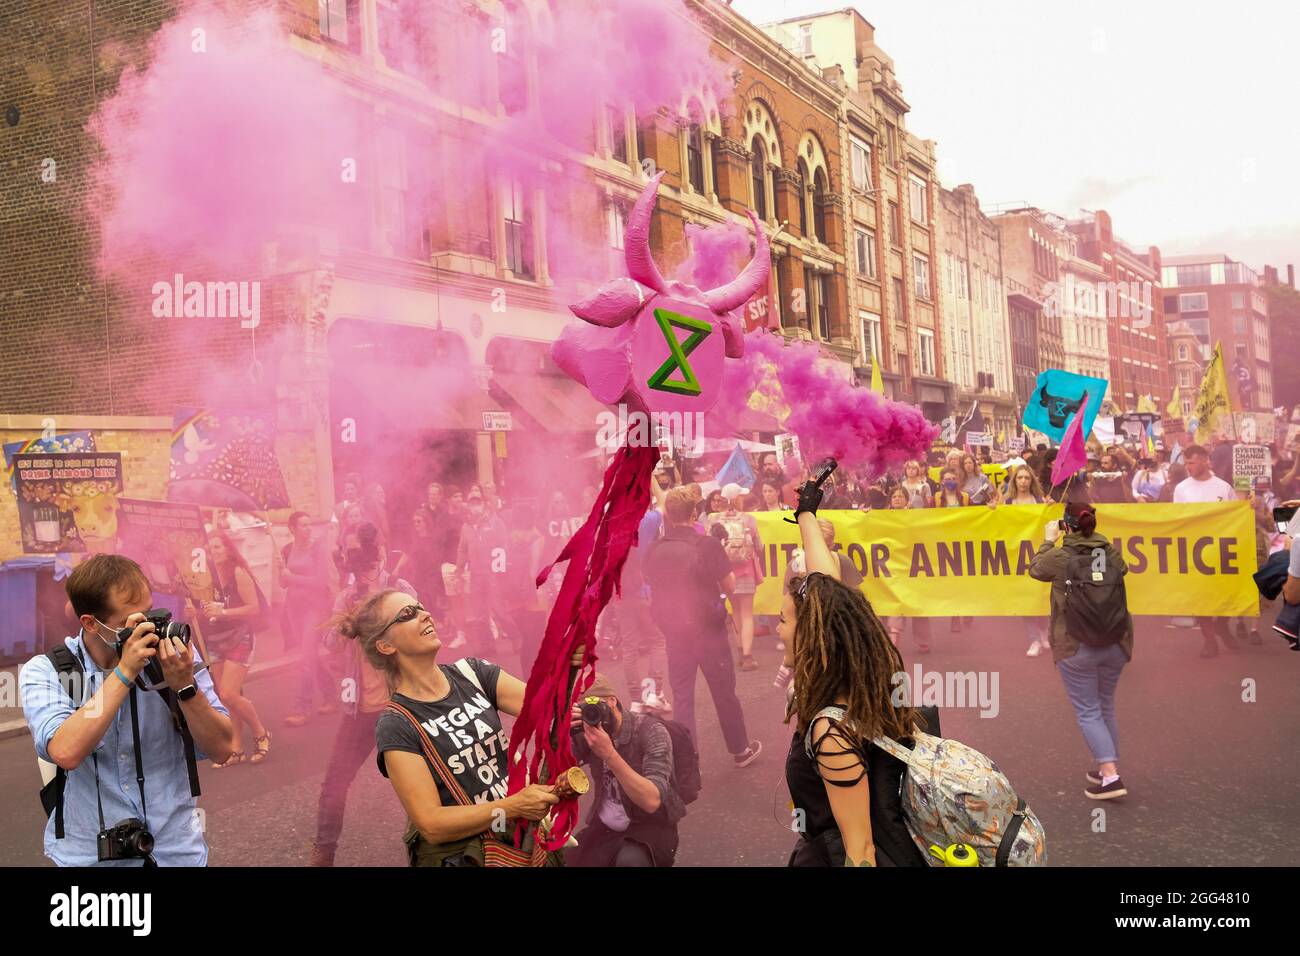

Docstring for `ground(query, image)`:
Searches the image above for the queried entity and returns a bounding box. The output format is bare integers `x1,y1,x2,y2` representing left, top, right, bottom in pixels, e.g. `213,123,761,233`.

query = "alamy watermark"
151,273,260,328
594,404,706,456
1042,279,1153,329
891,664,1000,718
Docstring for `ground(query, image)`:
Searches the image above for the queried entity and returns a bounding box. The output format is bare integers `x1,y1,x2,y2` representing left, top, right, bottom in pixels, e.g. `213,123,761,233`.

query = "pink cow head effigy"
553,171,769,419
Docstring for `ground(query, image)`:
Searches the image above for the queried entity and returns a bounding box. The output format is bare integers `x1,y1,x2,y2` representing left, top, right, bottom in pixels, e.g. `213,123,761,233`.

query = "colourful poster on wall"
169,408,289,511
4,432,96,491
14,452,123,554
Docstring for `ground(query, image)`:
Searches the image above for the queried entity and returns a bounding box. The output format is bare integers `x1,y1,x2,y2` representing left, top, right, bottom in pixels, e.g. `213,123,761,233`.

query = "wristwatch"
177,684,198,702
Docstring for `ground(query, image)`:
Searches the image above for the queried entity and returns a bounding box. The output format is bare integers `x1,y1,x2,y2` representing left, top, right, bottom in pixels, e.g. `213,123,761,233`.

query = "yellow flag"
1137,394,1157,414
1166,386,1182,419
870,355,884,395
1193,342,1232,442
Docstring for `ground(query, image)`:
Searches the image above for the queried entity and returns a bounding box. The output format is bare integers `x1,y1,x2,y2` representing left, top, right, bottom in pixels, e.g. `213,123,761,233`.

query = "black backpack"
1062,543,1131,647
644,534,727,631
636,713,702,806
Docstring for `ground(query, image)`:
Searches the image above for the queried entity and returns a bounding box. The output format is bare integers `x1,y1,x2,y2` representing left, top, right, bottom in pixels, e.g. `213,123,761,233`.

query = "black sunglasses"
378,603,428,636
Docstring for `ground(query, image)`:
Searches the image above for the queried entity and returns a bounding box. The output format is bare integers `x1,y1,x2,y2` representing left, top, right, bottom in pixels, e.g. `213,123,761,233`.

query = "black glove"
784,481,824,524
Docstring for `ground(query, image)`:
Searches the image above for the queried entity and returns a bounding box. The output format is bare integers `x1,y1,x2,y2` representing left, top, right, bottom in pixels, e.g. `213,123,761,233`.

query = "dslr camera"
116,609,190,687
580,696,616,734
97,817,155,864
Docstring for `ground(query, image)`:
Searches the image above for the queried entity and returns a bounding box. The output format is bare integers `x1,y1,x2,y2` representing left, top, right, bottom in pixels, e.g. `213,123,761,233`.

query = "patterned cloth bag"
873,731,1047,867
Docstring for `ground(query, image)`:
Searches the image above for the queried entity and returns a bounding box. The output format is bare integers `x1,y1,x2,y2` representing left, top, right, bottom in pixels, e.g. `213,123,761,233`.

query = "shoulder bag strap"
995,798,1029,867
385,701,474,807
871,733,922,769
454,659,484,695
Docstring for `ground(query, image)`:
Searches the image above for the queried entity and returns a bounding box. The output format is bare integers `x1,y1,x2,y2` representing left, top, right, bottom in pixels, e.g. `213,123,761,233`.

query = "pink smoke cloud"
734,332,938,477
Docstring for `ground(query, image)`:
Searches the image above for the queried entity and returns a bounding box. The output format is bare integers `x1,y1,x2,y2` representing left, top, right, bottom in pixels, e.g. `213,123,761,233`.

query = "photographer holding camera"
567,674,688,867
20,555,233,866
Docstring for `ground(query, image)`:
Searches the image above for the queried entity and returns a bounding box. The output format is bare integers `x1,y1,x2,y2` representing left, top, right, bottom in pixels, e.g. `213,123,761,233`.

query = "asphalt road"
2,612,1297,867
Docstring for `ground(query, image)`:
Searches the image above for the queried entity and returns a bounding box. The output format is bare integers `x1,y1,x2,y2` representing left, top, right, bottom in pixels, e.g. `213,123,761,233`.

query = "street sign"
482,411,512,431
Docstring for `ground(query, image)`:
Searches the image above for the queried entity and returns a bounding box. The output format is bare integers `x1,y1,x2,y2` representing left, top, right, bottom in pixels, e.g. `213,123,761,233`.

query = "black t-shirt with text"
375,657,510,806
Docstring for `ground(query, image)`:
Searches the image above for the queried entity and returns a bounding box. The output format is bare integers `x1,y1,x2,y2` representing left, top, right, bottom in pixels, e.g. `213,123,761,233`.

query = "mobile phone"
1273,504,1299,534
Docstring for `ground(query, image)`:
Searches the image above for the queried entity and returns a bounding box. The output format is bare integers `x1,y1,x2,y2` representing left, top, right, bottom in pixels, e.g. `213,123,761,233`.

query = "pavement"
1,612,1297,866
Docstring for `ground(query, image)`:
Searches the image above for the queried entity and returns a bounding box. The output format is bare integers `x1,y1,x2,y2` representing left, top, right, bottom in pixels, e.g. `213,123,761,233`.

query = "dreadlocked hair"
784,573,919,746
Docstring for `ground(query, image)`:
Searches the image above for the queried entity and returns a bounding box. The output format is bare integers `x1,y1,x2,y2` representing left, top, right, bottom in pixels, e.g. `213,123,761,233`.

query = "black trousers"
569,819,677,867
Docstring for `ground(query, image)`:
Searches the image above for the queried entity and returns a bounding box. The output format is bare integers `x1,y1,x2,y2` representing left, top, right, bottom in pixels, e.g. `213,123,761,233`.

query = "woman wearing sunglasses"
309,536,415,867
778,481,932,867
335,591,561,866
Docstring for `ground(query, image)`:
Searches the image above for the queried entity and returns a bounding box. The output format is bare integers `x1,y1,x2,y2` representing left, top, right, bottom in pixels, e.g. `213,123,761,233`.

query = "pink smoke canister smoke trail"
741,333,938,477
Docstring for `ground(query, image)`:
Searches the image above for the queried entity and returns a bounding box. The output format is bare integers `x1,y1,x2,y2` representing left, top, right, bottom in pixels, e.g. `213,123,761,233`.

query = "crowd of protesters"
44,425,1279,868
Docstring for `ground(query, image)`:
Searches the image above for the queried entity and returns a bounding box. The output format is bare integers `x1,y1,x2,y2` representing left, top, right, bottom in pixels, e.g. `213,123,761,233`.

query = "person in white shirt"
1172,445,1234,503
1172,445,1239,657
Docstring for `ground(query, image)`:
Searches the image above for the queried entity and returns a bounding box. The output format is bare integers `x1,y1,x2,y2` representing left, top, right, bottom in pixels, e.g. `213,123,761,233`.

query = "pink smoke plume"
738,333,938,477
676,218,753,293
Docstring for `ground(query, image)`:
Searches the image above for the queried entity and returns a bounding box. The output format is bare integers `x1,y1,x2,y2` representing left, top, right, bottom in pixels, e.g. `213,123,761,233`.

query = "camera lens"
127,828,155,857
580,701,604,725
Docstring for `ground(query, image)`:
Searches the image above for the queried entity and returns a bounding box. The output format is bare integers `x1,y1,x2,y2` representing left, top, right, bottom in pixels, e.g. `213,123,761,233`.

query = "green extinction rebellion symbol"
646,308,713,396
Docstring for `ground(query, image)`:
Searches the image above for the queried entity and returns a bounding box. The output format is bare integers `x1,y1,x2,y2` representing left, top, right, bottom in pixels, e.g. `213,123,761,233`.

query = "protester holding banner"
1172,446,1241,658
996,465,1052,657
756,479,790,512
936,468,971,508
883,489,931,654
201,530,271,768
1131,457,1166,503
1028,502,1132,800
960,454,995,505
899,460,934,508
1089,451,1135,504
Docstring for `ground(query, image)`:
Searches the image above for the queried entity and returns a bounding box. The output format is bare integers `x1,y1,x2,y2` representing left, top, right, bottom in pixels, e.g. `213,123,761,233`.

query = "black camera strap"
128,686,149,826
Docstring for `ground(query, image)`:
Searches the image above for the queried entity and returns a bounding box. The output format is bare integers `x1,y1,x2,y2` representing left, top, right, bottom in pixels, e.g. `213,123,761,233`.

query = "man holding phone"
20,554,233,866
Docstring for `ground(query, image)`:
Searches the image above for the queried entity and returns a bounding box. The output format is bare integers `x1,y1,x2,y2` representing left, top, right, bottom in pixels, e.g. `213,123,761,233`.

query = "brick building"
994,207,1074,401
0,0,857,561
1068,211,1167,412
1006,276,1044,413
1161,254,1273,413
758,9,952,421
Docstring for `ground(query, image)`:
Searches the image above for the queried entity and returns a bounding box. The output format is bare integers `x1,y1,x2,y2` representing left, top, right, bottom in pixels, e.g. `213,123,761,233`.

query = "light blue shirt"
20,634,228,867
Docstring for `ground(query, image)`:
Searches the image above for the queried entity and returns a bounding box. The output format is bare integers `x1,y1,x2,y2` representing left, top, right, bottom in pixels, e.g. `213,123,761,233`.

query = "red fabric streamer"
506,443,660,850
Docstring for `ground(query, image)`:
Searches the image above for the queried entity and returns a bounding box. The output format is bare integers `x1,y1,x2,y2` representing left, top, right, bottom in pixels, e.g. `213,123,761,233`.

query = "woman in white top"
1131,458,1166,502
899,460,933,509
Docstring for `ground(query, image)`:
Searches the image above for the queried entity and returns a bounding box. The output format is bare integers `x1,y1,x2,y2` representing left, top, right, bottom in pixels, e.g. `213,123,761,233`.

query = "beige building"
936,184,1016,440
1166,320,1206,420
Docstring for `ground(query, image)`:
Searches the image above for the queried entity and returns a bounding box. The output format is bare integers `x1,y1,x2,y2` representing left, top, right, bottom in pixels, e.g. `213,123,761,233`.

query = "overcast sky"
732,0,1300,274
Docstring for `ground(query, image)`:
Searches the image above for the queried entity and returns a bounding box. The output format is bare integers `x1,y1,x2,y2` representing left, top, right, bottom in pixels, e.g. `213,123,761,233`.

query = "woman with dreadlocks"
777,480,936,867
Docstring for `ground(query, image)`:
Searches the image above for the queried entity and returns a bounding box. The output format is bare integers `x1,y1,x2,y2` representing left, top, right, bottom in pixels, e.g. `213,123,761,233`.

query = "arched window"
813,168,827,243
796,158,810,236
686,123,705,193
750,136,767,220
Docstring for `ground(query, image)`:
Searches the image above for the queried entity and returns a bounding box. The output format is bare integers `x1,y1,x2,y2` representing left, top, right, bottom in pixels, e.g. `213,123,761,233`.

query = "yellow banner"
752,503,1259,617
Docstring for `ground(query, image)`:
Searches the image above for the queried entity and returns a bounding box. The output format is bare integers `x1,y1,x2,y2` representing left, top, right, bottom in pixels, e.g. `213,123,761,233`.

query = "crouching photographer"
19,555,234,866
567,674,693,867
